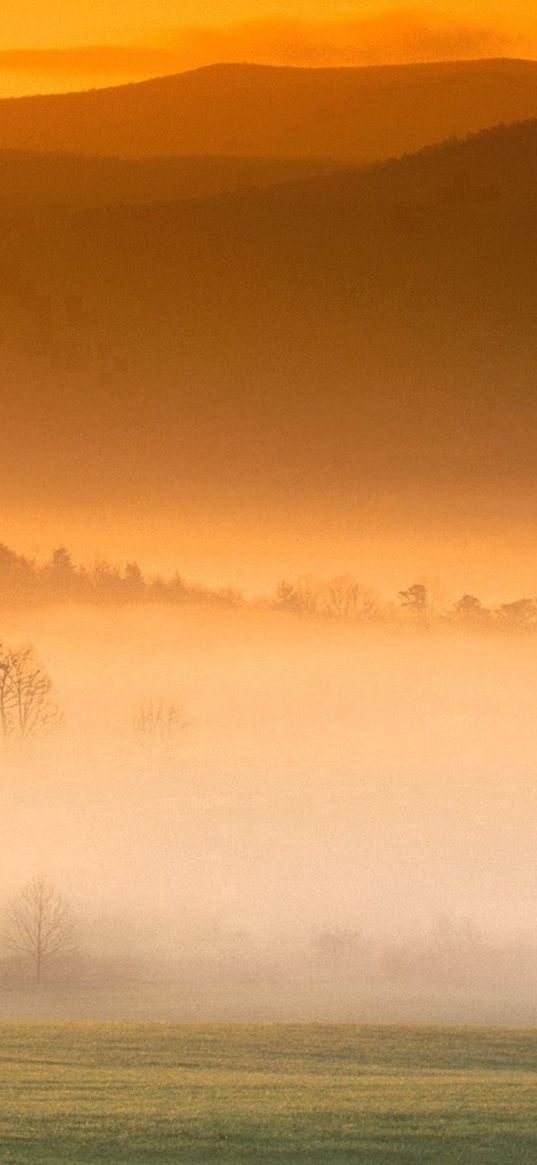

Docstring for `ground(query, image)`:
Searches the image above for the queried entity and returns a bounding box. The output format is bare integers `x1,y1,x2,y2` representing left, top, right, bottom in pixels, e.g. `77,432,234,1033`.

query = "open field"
1,1023,536,1164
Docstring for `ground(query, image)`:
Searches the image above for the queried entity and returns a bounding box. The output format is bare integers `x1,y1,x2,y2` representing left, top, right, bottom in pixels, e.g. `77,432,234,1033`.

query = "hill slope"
1,59,537,162
1,118,537,516
0,151,343,210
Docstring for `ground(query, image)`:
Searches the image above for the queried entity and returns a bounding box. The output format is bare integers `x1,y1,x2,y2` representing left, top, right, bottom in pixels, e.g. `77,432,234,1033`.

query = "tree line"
273,579,537,630
2,541,537,631
3,877,536,999
0,544,241,609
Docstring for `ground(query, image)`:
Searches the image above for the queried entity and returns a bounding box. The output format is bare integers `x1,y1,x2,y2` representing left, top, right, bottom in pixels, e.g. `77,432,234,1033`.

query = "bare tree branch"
132,699,188,749
0,643,63,745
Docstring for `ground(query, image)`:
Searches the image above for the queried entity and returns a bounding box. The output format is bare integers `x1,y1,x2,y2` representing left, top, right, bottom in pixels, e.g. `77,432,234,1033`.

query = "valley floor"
1,1022,536,1163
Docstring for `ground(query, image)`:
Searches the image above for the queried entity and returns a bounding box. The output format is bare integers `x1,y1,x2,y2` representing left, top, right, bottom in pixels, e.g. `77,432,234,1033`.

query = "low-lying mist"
1,601,536,1021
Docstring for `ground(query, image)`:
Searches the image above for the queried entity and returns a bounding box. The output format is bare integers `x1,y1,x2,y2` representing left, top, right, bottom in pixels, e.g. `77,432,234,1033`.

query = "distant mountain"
2,117,537,513
0,151,343,210
2,59,537,162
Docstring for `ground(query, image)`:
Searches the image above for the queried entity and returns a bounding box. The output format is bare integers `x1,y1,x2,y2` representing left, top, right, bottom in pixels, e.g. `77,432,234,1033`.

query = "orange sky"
1,4,537,95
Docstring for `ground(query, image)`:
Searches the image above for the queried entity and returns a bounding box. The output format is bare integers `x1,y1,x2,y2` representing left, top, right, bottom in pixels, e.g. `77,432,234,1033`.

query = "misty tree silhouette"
0,643,63,745
3,877,75,984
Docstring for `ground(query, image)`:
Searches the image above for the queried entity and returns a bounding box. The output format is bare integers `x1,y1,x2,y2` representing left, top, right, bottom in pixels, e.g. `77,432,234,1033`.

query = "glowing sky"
1,3,537,96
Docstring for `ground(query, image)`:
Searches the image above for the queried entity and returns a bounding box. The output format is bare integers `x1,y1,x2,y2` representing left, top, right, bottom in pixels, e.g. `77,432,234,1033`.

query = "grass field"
1,1023,536,1163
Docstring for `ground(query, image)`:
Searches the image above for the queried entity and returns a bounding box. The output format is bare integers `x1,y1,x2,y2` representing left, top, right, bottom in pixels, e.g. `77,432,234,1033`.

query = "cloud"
0,9,521,94
0,45,181,78
161,10,513,69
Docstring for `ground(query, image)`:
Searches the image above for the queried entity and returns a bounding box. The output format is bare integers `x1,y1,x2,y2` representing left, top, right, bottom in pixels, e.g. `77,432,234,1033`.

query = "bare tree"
3,877,75,984
0,643,63,745
319,576,380,622
132,699,188,748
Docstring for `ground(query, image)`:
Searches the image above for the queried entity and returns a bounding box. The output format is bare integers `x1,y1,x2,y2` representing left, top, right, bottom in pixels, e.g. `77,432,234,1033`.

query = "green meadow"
0,1022,536,1163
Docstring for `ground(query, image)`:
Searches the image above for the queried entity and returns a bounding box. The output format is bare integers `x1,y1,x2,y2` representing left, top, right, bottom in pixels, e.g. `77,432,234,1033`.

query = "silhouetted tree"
3,877,75,984
496,598,537,629
319,576,379,621
91,558,124,602
50,546,75,578
132,699,188,748
453,594,490,626
0,644,63,744
0,543,37,605
399,583,429,626
273,580,305,614
42,546,86,602
123,561,144,599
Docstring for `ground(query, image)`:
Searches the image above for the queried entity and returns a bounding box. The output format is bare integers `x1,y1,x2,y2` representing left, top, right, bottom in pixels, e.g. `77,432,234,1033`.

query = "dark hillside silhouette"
1,59,537,161
2,117,537,518
267,117,537,206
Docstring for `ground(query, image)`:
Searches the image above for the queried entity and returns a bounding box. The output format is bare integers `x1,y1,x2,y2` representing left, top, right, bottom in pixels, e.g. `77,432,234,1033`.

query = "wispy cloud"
157,11,513,69
0,45,182,78
0,9,524,96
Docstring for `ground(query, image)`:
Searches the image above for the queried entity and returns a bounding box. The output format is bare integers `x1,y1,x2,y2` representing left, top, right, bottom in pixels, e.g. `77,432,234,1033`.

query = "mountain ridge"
1,58,537,161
